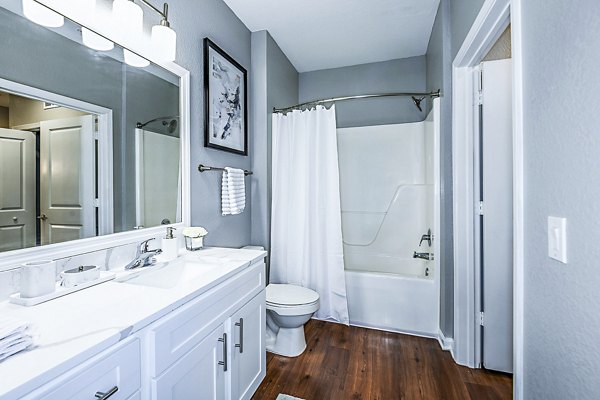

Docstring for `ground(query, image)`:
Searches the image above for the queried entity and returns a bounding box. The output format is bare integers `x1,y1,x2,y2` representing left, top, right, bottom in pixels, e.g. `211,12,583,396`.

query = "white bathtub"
345,259,439,337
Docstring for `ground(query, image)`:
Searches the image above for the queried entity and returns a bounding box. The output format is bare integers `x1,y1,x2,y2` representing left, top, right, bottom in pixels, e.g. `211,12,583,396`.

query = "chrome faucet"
125,239,162,270
413,251,434,261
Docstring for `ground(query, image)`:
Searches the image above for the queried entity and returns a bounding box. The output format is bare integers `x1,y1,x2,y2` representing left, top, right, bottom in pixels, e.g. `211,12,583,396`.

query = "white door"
230,291,266,400
0,128,36,251
152,324,226,400
40,116,95,245
135,128,179,228
481,59,513,373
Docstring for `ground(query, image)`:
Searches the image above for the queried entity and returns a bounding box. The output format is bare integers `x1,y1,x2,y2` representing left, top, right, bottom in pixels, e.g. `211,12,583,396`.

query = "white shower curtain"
270,105,349,324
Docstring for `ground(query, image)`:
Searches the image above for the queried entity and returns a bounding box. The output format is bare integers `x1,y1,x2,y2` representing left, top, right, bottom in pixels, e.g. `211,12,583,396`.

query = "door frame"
451,0,524,398
1,77,114,236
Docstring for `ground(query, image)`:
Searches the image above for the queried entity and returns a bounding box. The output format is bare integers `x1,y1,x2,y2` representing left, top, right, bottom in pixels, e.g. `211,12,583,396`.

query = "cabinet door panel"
153,324,226,400
231,291,266,400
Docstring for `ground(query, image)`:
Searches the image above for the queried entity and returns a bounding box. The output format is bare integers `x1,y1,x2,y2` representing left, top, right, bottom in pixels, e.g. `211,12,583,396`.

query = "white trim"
511,0,525,398
437,328,455,358
0,17,191,272
431,98,442,338
452,0,524,398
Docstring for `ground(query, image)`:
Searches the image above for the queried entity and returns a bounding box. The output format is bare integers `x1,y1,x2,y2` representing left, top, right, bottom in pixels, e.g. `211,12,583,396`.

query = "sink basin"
115,258,226,289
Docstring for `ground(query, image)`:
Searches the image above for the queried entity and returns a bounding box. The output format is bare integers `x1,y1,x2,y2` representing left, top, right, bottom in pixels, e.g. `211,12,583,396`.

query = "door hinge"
477,66,484,105
477,201,484,215
479,311,485,326
93,131,100,140
93,198,100,208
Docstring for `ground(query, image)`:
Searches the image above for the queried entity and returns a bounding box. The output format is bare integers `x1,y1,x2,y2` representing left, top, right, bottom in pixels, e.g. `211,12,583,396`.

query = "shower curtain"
270,105,349,324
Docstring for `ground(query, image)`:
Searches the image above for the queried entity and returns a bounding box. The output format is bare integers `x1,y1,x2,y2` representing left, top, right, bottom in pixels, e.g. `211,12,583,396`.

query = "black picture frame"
203,38,248,156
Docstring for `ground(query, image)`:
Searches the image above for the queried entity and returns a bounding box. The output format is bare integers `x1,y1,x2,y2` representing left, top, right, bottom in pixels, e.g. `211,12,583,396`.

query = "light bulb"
22,0,64,28
151,23,176,62
123,49,150,68
112,0,143,35
72,0,95,19
82,28,114,51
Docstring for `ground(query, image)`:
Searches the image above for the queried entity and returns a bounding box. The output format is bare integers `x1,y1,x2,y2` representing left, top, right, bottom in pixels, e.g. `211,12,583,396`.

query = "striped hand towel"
222,167,246,215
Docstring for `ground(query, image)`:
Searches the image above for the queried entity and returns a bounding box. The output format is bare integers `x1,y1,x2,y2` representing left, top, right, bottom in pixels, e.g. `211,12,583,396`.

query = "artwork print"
203,38,248,155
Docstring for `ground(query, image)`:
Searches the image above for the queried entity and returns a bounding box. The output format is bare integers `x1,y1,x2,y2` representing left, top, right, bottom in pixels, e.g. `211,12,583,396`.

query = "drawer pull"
235,318,244,354
94,386,118,399
218,333,228,371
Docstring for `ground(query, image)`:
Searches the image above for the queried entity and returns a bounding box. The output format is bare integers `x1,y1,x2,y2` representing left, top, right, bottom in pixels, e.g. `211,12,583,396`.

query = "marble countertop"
0,247,267,400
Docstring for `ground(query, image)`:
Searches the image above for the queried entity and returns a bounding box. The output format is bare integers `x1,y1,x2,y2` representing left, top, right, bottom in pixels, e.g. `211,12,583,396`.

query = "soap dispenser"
162,227,178,261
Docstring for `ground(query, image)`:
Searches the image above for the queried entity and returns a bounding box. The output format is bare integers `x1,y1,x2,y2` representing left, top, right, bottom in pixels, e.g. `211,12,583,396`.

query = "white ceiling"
223,0,440,72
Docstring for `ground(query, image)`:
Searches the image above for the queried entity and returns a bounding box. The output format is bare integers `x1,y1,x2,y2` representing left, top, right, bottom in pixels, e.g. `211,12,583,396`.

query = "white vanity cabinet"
146,260,266,400
11,257,266,400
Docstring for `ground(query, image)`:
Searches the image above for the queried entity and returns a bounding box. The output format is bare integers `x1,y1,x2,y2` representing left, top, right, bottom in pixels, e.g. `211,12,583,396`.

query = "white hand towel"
0,318,37,363
222,167,246,216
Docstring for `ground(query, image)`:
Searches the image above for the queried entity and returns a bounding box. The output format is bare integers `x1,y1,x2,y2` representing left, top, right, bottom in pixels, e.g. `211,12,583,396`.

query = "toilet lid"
266,284,319,306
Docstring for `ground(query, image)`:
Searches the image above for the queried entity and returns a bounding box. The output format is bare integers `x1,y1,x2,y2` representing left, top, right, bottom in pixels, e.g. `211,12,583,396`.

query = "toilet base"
266,325,307,357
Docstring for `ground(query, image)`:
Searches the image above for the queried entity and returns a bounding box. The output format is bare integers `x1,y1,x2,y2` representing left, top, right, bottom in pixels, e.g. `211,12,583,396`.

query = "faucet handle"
140,238,155,253
419,229,433,247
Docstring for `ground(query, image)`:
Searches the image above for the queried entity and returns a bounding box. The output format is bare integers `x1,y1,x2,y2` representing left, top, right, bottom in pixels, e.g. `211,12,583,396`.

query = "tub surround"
0,247,267,400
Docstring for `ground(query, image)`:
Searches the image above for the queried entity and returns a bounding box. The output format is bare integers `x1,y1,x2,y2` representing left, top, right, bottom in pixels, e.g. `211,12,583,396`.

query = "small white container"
20,260,56,298
60,266,100,288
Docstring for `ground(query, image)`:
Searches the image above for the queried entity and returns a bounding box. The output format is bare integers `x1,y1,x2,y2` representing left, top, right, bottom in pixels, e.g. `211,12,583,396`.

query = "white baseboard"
437,329,456,359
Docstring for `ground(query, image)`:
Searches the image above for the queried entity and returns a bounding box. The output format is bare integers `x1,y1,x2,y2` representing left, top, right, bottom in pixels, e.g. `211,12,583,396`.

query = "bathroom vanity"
0,248,267,400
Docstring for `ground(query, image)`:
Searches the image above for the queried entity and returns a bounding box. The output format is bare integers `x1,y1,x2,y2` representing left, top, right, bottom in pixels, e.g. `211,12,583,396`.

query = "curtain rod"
273,89,441,114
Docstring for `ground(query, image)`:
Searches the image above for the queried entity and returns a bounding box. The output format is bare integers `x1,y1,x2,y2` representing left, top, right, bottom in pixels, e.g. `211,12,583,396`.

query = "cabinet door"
230,291,266,400
152,324,227,400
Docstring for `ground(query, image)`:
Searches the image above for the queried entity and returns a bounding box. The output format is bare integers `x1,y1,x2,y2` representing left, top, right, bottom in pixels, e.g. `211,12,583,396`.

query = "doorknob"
37,214,48,221
12,217,18,223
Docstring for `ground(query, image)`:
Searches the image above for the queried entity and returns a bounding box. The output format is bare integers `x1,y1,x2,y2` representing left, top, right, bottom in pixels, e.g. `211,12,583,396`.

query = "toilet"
242,246,320,357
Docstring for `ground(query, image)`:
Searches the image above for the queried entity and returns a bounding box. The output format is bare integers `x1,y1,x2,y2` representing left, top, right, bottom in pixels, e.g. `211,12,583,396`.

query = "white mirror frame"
0,2,191,271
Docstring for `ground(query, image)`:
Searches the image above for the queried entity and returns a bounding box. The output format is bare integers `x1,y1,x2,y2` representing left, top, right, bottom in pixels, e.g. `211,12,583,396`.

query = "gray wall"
426,0,454,338
169,0,252,248
522,0,600,397
450,0,486,59
299,57,428,128
250,31,299,253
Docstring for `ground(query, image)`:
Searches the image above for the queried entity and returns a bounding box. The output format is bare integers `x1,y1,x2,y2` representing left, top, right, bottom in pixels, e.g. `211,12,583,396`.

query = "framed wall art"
203,38,248,155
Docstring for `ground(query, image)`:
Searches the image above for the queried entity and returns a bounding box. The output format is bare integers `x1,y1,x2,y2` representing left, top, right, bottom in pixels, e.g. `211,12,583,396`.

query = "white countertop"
0,247,266,400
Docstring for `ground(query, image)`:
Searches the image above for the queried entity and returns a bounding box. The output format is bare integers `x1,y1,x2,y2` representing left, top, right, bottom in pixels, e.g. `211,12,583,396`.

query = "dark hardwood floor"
252,320,512,400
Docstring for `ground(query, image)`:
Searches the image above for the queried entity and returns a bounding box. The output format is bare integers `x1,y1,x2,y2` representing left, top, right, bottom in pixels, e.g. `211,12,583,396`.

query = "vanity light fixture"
150,3,176,62
124,49,151,67
112,0,144,35
79,0,115,51
24,0,176,66
22,0,64,28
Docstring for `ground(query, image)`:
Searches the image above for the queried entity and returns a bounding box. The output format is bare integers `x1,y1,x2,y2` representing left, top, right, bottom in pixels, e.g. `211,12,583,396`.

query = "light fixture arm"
136,0,170,25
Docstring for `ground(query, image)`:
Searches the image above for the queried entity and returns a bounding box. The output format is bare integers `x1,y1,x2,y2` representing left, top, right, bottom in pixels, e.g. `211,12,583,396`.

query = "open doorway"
451,0,525,398
0,90,98,250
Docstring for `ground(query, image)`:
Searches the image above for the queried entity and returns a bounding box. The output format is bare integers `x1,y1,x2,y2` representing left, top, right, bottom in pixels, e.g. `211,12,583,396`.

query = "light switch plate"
548,216,567,263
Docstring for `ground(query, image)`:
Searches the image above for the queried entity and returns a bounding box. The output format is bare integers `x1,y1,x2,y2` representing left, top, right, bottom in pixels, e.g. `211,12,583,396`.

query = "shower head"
162,119,178,133
136,115,180,132
411,96,425,112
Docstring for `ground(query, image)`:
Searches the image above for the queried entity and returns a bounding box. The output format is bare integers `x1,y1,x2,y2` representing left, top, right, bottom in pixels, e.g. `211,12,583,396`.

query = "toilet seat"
266,284,319,306
266,284,320,316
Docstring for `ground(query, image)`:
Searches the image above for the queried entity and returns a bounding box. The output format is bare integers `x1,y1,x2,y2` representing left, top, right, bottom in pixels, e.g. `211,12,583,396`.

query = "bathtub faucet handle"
419,229,433,247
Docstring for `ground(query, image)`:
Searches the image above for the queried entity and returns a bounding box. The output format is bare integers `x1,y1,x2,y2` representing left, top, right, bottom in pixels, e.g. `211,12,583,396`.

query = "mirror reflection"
0,5,181,252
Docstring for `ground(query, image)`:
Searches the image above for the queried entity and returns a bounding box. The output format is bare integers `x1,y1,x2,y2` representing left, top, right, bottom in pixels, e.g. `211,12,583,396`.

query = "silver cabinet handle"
95,386,118,399
235,318,244,354
218,332,228,371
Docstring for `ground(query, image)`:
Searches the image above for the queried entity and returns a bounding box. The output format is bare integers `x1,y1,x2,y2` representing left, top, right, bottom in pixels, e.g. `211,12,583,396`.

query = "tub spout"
413,251,434,261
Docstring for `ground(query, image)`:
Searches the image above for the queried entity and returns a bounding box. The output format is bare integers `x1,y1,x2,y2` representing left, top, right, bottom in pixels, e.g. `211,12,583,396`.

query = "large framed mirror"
0,0,190,269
